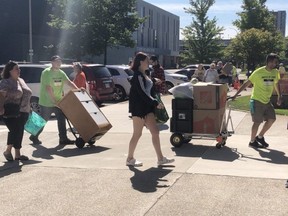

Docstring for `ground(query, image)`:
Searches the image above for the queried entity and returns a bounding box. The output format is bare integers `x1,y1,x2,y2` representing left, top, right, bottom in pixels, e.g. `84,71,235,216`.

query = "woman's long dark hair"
1,61,18,79
131,52,148,72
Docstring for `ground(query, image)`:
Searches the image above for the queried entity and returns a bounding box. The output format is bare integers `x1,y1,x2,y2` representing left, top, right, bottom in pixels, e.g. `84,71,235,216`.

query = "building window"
153,29,157,48
141,7,145,27
149,9,153,28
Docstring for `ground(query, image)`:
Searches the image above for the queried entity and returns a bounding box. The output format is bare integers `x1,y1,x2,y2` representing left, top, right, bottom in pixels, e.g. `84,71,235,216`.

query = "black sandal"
15,155,29,161
3,152,13,162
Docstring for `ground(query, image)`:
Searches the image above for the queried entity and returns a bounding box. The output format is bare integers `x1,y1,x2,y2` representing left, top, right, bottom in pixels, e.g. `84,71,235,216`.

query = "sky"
144,0,288,39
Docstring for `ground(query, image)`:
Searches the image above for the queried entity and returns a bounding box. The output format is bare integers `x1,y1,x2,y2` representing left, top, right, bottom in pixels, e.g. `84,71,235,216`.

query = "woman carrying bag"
0,61,32,161
127,52,174,167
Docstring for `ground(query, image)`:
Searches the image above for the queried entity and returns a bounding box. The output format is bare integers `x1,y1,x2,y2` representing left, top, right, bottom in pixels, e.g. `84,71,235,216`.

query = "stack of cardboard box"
192,83,227,134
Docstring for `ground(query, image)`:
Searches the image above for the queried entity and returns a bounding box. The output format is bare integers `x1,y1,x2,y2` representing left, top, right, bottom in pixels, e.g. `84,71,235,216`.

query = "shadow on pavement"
201,146,242,162
129,166,173,193
172,143,241,162
31,143,110,160
56,145,110,157
243,147,288,164
0,159,41,179
172,143,211,158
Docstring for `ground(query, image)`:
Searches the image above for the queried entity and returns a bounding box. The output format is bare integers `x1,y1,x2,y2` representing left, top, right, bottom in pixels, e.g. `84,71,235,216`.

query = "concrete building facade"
91,0,180,68
0,0,180,68
135,0,180,67
271,10,286,36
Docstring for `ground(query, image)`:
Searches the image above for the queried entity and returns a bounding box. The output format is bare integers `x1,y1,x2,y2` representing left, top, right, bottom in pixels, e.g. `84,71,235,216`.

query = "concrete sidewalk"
0,88,288,216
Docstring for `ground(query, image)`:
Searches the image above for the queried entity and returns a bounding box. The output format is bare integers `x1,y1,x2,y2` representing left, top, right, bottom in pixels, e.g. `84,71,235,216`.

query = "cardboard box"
57,90,112,142
193,108,225,134
193,83,227,110
222,63,233,74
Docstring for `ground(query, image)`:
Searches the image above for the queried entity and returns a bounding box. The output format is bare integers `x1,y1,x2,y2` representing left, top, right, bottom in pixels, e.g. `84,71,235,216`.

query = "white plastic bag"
168,82,194,99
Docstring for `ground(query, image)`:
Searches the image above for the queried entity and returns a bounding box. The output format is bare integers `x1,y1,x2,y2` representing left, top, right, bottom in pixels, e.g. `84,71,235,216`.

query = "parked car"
110,66,188,97
106,65,133,102
176,64,210,80
0,63,74,114
174,68,195,80
148,66,189,92
67,64,115,106
0,63,115,112
164,70,189,91
184,64,210,70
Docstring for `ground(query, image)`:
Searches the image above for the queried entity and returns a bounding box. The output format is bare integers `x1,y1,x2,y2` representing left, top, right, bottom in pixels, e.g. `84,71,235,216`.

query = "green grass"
228,95,288,115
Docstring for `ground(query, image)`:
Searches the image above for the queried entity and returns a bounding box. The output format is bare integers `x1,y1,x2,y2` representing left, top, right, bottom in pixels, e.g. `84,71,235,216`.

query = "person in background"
227,62,234,87
232,63,238,84
127,52,174,167
73,62,87,89
203,63,219,83
217,61,228,84
192,64,205,81
279,63,286,79
231,53,281,148
0,61,32,161
29,55,79,145
150,55,166,96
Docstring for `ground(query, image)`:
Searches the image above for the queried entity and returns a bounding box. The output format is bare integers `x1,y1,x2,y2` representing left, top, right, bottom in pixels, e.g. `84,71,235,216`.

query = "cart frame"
170,97,234,148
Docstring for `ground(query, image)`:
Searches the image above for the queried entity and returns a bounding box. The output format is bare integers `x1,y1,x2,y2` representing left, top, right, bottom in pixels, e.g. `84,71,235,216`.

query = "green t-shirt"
39,67,69,107
249,66,279,104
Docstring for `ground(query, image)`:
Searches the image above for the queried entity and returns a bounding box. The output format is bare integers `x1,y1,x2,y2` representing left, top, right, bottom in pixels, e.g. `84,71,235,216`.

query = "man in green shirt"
30,55,78,145
232,53,281,148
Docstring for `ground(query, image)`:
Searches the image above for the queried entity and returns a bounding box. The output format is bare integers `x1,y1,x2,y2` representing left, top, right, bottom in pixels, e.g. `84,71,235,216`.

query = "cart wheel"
88,140,95,145
183,138,192,143
221,137,227,146
75,138,85,149
216,143,222,149
170,133,184,148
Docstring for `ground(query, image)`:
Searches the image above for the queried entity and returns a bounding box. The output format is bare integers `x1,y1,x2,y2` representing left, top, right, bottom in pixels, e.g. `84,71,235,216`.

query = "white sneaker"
126,158,143,167
157,157,175,166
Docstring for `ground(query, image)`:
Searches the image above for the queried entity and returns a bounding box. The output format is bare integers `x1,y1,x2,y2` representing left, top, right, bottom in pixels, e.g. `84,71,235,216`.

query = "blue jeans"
32,105,68,141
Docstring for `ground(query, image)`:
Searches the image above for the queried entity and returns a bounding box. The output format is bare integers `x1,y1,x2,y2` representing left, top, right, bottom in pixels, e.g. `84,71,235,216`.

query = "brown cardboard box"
222,63,233,74
193,83,227,110
57,90,112,142
193,108,225,134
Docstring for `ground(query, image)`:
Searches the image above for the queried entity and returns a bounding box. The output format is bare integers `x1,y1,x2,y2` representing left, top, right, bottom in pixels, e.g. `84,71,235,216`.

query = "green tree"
233,0,275,33
225,28,285,70
180,0,224,64
47,0,143,63
228,0,285,69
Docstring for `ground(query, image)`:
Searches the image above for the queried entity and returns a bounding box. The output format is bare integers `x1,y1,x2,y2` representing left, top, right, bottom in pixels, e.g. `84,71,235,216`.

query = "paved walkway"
0,87,287,216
